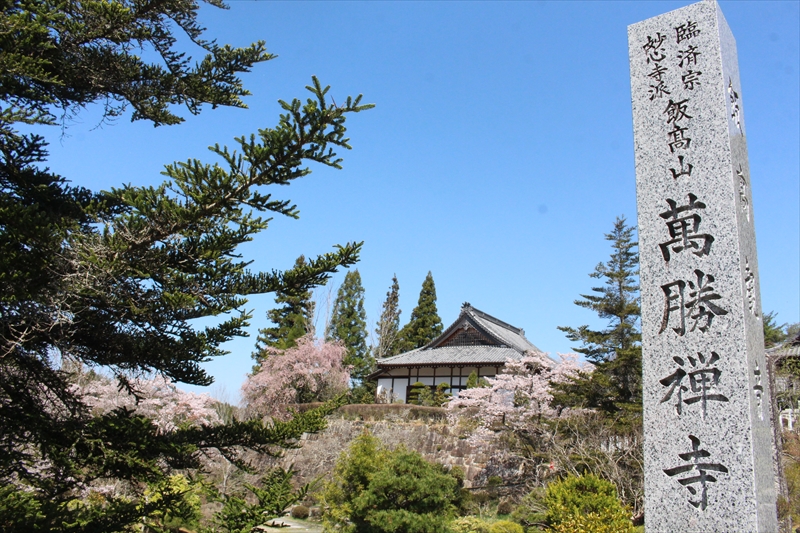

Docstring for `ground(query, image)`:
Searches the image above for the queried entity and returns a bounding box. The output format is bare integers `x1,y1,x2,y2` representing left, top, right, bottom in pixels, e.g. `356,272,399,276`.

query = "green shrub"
321,432,462,533
487,475,503,497
141,473,202,532
511,487,547,530
489,520,524,533
408,382,428,405
551,508,634,533
466,371,489,389
212,468,307,533
331,403,447,422
544,474,633,533
291,504,310,519
349,381,377,405
408,382,451,407
496,498,514,516
450,516,491,533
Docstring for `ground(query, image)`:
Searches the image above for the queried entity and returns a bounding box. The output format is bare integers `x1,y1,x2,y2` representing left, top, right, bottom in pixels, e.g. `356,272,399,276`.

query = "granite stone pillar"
628,1,778,531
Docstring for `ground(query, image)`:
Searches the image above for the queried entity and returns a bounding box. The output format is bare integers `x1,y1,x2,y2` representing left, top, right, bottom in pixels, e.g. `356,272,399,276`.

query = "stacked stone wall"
275,405,511,489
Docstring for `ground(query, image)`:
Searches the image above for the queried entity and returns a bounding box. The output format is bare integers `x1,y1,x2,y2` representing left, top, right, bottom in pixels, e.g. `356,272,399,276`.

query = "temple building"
369,302,547,403
768,333,800,431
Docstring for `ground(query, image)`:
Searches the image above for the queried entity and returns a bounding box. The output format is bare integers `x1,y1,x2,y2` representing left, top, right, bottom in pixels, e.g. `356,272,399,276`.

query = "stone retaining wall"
276,406,508,489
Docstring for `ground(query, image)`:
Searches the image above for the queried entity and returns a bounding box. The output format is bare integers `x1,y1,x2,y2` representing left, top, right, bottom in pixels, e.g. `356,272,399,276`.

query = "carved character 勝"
659,269,728,336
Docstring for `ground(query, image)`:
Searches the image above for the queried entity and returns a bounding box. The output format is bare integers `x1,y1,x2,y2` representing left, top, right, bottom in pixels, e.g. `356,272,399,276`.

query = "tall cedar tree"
255,255,316,354
556,217,642,416
397,272,443,352
374,275,401,358
327,270,373,381
763,311,796,348
0,1,372,530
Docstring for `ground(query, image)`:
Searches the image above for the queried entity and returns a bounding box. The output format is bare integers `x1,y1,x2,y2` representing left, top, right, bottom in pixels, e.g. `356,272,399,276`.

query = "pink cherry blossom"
449,351,591,436
242,333,349,420
76,374,221,432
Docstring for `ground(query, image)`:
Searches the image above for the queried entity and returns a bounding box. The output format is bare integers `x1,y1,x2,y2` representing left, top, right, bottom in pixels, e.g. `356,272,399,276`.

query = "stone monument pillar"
628,1,778,531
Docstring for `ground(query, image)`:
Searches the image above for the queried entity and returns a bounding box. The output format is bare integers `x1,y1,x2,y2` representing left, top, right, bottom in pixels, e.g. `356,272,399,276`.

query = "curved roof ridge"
425,303,511,350
464,303,524,335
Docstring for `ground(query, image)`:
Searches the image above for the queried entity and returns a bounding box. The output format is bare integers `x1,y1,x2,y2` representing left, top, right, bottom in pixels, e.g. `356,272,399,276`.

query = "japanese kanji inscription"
628,1,777,531
660,351,729,417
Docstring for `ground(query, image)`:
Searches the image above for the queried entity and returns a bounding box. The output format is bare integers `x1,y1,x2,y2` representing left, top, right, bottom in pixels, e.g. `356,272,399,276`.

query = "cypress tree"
327,270,372,381
556,217,642,415
374,275,401,358
397,272,443,352
255,255,315,355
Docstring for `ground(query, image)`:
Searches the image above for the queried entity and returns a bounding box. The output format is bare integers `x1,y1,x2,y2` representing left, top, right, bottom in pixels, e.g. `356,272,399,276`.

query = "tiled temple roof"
375,345,523,367
370,303,551,377
768,333,800,359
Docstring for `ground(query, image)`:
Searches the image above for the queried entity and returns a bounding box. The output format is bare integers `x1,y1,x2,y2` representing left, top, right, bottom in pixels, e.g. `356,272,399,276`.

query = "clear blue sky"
39,1,799,402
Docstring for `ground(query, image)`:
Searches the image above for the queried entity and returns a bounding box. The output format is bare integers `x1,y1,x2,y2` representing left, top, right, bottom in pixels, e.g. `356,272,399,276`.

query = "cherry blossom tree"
243,334,350,419
76,374,221,432
449,352,590,436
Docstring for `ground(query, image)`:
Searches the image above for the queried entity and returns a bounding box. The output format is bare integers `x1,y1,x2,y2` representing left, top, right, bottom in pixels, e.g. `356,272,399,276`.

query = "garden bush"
544,474,633,533
291,504,310,519
489,519,524,533
510,487,547,530
450,516,491,533
550,508,635,533
496,498,514,515
321,432,462,532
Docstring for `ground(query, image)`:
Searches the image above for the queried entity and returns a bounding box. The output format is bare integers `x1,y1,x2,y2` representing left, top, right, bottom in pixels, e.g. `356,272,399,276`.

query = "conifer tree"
397,272,443,352
327,270,372,381
374,275,401,358
763,311,793,348
556,217,642,415
0,1,373,529
255,255,315,354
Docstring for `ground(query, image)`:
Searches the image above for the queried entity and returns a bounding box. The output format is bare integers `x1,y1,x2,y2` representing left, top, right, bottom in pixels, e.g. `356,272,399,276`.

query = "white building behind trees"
369,303,551,403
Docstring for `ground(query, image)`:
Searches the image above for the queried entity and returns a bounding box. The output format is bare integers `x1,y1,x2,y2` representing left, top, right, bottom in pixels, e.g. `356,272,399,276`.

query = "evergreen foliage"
0,0,273,127
407,381,427,405
409,382,451,407
321,432,462,533
255,255,316,356
396,271,443,353
211,468,308,533
511,487,548,530
544,474,634,533
327,270,373,382
141,474,203,533
465,370,489,389
489,520,524,533
0,1,373,530
556,217,642,415
450,516,492,533
763,311,797,348
374,275,402,358
511,475,633,533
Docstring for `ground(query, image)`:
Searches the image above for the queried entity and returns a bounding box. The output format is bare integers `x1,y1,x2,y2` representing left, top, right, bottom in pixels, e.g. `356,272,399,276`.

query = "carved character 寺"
664,435,728,510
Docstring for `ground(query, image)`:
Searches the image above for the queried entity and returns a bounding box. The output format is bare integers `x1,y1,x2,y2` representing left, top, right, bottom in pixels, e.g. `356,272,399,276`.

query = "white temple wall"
374,366,500,403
